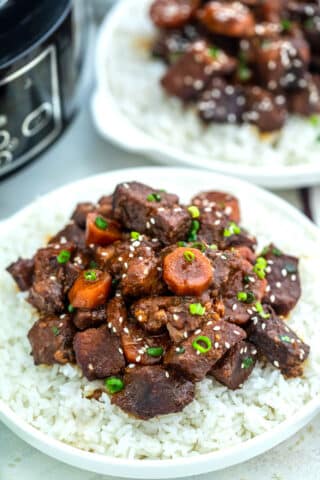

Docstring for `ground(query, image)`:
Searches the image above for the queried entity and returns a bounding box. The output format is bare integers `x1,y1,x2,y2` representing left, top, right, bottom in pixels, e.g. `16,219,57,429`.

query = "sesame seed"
276,282,282,288
124,262,128,269
291,275,296,282
195,329,202,335
266,285,271,292
214,342,219,349
173,314,179,321
266,266,272,273
261,323,266,330
234,330,241,335
88,363,94,371
150,218,155,225
118,347,123,354
183,331,188,339
225,342,231,349
118,257,123,262
270,294,276,303
123,327,129,334
273,360,280,368
207,321,213,326
213,326,221,331
49,275,56,281
128,363,135,368
122,273,127,279
165,371,170,378
232,304,238,311
60,314,66,319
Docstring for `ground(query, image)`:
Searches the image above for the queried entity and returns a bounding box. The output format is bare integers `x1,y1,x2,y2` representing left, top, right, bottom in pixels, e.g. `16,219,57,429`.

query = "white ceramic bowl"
1,167,320,477
91,0,320,189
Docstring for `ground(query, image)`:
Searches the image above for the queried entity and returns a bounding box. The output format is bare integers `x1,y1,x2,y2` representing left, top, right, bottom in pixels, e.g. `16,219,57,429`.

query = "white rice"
0,181,320,460
106,0,320,167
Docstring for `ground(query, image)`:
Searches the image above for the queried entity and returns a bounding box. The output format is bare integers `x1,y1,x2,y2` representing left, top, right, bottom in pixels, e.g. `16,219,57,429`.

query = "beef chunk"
152,25,200,63
243,86,287,132
49,222,86,250
121,323,172,365
192,190,240,223
131,294,219,342
197,1,255,37
71,203,96,229
164,319,246,381
161,40,236,100
288,74,320,115
248,305,310,377
150,0,200,29
73,306,107,330
198,78,246,124
7,257,34,291
111,365,195,419
261,244,301,316
106,296,128,334
210,340,258,389
28,315,76,365
73,325,125,380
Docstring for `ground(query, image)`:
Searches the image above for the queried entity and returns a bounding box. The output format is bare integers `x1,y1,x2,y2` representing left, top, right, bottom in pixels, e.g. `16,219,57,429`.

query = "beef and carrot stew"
149,0,320,132
7,182,309,419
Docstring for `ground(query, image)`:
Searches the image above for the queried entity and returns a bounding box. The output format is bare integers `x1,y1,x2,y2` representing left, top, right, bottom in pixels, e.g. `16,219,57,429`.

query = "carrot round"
86,213,122,247
163,247,213,296
69,270,111,309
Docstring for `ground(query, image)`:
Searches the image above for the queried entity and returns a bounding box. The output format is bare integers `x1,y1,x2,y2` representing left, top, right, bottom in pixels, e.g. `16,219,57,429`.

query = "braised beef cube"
150,0,200,29
49,222,86,251
152,29,193,63
288,74,320,115
28,315,76,365
198,78,245,124
71,202,96,229
111,365,195,419
73,325,125,380
197,1,255,37
231,245,256,264
261,244,301,316
254,36,310,92
248,305,310,377
164,319,246,381
161,40,236,101
192,190,240,223
106,296,128,334
243,86,287,132
131,294,217,343
121,323,172,365
210,340,258,389
73,305,106,330
7,257,34,291
257,0,287,22
113,182,191,245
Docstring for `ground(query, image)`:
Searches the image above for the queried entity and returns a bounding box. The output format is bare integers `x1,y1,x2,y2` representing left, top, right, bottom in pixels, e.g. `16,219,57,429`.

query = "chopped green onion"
304,18,314,30
89,260,98,269
285,263,297,274
147,192,161,202
309,114,319,127
84,270,97,282
191,242,206,252
112,278,119,287
192,336,212,354
187,219,200,242
52,326,60,336
147,346,164,357
209,244,218,250
176,346,185,354
242,357,254,369
238,64,251,82
184,250,195,262
105,377,124,394
95,216,108,230
281,18,292,31
57,249,71,264
188,205,200,218
208,46,220,59
189,303,206,316
223,222,241,237
279,335,291,343
237,291,256,304
255,302,270,319
177,241,187,247
130,231,140,240
272,247,282,256
260,246,270,256
243,275,250,284
68,304,75,313
253,256,268,279
237,291,248,302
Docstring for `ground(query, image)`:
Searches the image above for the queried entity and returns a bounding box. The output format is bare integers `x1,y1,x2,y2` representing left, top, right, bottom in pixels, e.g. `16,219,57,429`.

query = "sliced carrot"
86,213,122,247
163,247,213,296
68,270,112,309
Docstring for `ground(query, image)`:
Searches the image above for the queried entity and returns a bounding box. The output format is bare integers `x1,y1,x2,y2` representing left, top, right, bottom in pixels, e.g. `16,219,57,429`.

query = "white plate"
1,167,320,478
91,0,320,189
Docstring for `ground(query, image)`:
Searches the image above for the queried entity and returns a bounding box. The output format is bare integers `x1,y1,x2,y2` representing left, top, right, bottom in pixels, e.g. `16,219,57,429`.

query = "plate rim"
1,166,320,477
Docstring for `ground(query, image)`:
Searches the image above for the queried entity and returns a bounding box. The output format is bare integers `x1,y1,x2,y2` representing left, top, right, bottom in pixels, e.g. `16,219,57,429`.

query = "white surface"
92,0,320,189
0,107,319,479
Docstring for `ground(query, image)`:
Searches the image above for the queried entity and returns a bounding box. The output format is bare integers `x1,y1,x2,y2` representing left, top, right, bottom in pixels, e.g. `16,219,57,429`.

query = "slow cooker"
0,0,90,177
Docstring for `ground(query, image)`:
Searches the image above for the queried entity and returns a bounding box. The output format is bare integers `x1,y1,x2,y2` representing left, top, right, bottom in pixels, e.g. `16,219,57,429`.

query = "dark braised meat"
152,24,201,63
164,319,246,381
243,86,287,132
210,340,258,389
192,190,241,224
288,74,320,115
197,2,255,37
150,0,200,29
106,296,128,334
111,365,195,419
28,314,76,365
73,325,125,380
72,306,107,330
49,222,86,250
261,244,301,316
248,305,310,377
7,257,34,291
113,181,191,245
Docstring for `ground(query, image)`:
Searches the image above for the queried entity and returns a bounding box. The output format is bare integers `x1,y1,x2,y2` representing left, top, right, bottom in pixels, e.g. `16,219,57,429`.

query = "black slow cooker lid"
0,0,71,68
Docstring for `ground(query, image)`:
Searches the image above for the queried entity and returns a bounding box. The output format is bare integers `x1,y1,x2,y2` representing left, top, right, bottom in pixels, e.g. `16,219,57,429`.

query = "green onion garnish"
176,346,185,354
147,192,161,202
309,114,319,127
84,270,97,281
223,222,241,237
279,335,291,343
57,249,71,264
95,216,108,230
105,377,124,394
242,357,254,369
192,336,212,354
281,19,292,31
130,231,140,240
209,244,218,250
89,260,98,269
191,242,206,252
208,46,220,59
304,18,314,30
187,219,200,242
272,247,282,256
147,346,164,357
237,291,248,302
177,241,187,247
184,250,195,262
238,64,251,82
189,303,206,316
255,302,270,319
243,275,250,284
253,256,267,279
260,246,270,256
68,304,75,313
188,205,200,219
237,291,255,303
52,326,60,336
